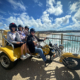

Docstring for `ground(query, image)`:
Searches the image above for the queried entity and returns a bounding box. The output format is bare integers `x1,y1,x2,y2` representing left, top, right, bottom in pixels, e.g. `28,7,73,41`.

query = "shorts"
13,43,24,48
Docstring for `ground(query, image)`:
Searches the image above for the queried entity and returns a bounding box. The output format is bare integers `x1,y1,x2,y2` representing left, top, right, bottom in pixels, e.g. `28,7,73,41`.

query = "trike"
0,30,80,70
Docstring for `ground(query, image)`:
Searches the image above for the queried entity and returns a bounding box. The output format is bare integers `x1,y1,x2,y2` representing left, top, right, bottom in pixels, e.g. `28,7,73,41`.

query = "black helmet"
18,25,23,28
25,26,29,30
18,25,23,31
9,23,17,32
30,28,35,33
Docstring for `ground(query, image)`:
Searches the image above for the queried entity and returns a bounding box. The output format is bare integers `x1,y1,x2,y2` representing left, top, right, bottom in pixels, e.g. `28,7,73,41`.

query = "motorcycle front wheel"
62,57,80,70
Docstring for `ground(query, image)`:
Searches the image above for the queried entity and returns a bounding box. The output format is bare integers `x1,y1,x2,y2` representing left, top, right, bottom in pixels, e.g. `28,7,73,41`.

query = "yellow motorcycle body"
59,52,80,62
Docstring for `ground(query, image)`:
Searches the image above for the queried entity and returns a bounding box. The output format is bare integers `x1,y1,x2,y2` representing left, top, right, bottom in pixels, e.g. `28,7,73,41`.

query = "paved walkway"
0,57,80,80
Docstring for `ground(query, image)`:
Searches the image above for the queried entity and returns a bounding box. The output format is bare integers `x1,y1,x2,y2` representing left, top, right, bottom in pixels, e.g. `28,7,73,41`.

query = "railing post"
37,32,40,38
61,33,63,44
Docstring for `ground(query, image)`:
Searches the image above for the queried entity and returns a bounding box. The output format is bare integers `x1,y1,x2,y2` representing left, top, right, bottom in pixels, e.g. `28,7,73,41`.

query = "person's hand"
33,41,37,45
20,42,23,43
16,42,21,44
16,42,23,44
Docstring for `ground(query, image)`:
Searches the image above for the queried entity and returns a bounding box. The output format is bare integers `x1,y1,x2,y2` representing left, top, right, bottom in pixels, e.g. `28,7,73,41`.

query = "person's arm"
16,32,22,42
35,36,44,42
7,32,17,44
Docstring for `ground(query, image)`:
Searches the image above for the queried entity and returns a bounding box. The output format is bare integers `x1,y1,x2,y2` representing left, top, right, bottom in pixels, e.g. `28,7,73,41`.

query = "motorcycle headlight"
51,50,55,53
53,44,58,49
54,44,57,47
59,45,64,50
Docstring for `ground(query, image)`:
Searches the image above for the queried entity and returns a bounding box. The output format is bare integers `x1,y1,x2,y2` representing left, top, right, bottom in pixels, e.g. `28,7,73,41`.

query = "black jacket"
27,35,44,53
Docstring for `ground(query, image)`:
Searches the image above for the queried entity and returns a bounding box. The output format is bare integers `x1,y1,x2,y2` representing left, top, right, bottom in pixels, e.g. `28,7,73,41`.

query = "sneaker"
45,60,52,67
25,53,31,58
45,60,52,63
20,55,27,60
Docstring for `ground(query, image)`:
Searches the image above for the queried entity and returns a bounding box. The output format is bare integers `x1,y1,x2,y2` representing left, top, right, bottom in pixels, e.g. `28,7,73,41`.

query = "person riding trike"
0,23,54,69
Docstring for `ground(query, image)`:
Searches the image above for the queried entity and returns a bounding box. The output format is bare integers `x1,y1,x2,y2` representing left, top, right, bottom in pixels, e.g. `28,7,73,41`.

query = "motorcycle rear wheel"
62,57,80,70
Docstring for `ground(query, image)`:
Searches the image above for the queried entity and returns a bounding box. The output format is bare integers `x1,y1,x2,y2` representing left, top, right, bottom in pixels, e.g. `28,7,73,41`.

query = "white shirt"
7,31,21,44
10,33,16,40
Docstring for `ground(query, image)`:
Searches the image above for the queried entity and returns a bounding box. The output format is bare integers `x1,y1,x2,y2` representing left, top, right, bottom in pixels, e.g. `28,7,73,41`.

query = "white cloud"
0,15,3,20
33,0,43,7
13,13,21,16
7,16,17,24
71,8,80,29
70,0,80,24
7,0,26,11
69,1,71,5
38,2,43,7
69,1,80,13
70,2,78,13
4,0,64,30
67,0,80,30
73,8,80,21
4,24,9,30
34,0,38,3
59,22,80,30
48,15,71,30
0,22,3,27
4,12,52,30
3,10,71,30
41,11,51,24
0,10,6,15
55,15,71,25
46,0,63,16
1,0,78,30
6,13,41,29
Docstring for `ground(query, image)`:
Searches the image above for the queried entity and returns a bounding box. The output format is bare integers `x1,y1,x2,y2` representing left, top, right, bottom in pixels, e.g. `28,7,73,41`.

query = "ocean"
44,32,80,54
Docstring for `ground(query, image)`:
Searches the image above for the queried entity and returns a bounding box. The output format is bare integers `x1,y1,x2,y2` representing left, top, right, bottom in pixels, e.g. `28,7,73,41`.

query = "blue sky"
0,0,80,31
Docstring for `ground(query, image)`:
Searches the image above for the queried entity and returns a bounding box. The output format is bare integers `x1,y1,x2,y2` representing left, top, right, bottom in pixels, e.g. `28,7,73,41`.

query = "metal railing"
0,30,80,54
0,30,3,40
3,35,14,49
37,33,80,54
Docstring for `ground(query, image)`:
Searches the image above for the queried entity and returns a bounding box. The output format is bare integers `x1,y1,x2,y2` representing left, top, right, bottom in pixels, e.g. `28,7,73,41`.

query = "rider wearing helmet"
24,26,29,36
27,28,51,63
7,23,31,60
18,25,28,42
25,26,29,31
18,25,23,31
9,23,17,32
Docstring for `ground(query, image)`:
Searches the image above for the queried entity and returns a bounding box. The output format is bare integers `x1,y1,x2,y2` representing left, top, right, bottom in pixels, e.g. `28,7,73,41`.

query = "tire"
0,52,14,69
62,57,80,70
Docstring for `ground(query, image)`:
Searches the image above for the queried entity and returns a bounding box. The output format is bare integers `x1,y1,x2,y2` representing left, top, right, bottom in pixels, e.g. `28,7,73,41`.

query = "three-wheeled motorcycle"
0,30,80,70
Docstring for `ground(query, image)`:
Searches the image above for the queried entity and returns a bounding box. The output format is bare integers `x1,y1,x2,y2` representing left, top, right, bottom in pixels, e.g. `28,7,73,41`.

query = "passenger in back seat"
17,25,27,42
7,23,31,60
24,26,29,37
17,25,30,54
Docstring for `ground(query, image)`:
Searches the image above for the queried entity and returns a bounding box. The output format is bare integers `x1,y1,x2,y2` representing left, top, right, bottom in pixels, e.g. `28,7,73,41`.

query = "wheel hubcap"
1,55,10,68
66,59,78,68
